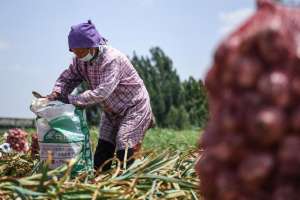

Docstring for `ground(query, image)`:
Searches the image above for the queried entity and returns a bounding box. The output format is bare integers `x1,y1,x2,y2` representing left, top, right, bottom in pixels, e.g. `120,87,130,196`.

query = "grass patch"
143,128,201,151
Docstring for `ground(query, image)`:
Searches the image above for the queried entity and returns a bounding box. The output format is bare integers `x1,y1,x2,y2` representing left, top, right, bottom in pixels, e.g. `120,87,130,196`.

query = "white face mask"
79,50,94,62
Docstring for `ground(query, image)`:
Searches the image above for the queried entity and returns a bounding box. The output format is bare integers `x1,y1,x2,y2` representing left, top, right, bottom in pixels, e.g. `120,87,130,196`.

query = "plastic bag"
30,98,93,176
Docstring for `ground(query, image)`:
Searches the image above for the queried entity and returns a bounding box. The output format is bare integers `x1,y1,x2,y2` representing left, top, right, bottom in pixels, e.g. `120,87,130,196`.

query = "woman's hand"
46,91,70,104
45,91,60,101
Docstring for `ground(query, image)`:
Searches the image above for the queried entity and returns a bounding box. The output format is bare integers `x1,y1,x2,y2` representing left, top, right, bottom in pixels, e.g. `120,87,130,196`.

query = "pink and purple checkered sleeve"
68,59,121,107
52,60,83,98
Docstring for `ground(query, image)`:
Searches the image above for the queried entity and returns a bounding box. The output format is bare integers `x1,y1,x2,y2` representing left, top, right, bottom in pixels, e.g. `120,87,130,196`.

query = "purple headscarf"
68,20,107,50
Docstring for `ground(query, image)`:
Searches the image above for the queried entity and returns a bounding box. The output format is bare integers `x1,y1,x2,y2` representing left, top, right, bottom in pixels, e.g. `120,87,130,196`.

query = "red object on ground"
6,128,29,153
30,133,39,158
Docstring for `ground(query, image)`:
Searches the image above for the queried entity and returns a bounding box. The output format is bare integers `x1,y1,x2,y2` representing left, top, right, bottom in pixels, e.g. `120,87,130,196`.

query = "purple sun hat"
68,20,107,50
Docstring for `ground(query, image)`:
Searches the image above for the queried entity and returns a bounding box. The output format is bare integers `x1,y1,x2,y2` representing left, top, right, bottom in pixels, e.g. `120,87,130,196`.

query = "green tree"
132,47,183,127
165,106,191,130
182,78,209,128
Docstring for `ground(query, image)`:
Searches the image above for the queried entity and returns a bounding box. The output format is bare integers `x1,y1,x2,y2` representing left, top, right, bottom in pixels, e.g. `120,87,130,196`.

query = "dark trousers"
94,139,135,171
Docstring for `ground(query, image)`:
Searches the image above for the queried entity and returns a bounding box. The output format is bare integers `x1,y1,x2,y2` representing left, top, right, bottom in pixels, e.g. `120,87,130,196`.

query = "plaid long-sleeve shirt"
52,46,153,149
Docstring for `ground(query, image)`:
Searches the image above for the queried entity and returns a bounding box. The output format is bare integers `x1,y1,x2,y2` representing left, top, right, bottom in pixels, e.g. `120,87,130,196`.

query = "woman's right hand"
45,91,61,101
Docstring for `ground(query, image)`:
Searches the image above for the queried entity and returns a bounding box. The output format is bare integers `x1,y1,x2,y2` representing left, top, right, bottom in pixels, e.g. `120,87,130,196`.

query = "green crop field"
0,127,202,199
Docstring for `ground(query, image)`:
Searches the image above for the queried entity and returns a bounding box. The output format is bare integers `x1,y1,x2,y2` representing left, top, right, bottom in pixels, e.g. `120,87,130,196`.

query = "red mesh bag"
6,129,29,153
196,1,300,199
